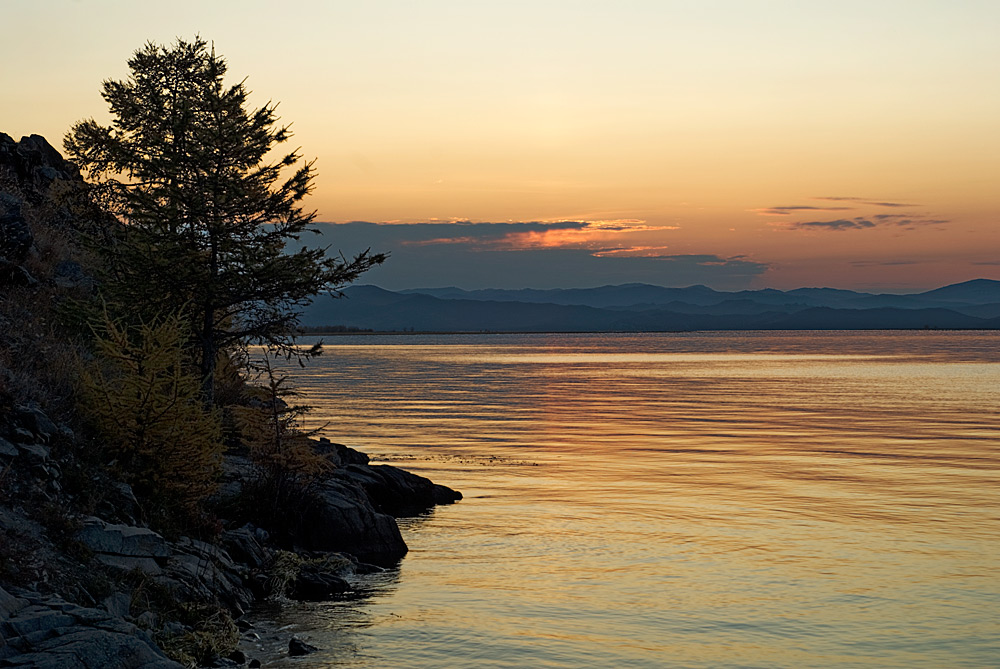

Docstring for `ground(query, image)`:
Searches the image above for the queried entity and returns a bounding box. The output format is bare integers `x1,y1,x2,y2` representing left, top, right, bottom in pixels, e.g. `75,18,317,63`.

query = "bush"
79,311,224,529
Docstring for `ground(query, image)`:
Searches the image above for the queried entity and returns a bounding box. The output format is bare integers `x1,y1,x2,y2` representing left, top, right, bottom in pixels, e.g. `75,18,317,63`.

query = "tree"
79,311,224,527
65,37,384,401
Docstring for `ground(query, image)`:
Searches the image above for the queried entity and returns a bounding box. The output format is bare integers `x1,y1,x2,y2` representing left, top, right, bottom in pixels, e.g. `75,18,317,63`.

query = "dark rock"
0,201,31,264
0,586,181,668
291,569,350,601
96,482,141,525
53,259,92,289
11,427,35,444
337,463,463,517
219,525,272,571
227,649,246,664
0,437,17,459
298,478,408,565
248,659,261,668
16,406,58,441
288,637,319,656
101,592,131,619
314,438,369,466
0,259,35,288
77,518,171,558
15,442,49,464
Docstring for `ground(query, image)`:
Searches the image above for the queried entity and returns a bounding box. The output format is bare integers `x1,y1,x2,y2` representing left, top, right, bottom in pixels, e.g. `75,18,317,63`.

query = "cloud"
790,218,877,231
813,196,918,208
298,221,767,290
394,219,679,252
752,205,853,216
850,259,921,267
784,213,949,232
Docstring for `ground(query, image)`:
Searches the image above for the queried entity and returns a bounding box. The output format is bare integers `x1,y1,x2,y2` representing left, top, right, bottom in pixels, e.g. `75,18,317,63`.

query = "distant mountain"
914,278,1000,303
302,279,1000,332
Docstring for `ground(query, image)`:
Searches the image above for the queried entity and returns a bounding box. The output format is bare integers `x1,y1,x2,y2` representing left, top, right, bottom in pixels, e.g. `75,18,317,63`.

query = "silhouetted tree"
66,37,384,401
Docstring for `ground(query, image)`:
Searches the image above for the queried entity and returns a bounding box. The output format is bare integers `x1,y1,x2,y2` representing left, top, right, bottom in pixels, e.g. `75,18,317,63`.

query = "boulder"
77,519,171,558
336,463,462,517
287,637,318,657
0,438,17,460
0,586,181,668
297,478,408,565
313,438,369,466
291,568,350,602
159,537,254,615
219,525,272,571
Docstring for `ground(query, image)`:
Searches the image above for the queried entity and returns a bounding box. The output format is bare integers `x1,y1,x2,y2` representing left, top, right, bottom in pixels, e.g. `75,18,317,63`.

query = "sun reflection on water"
249,331,1000,667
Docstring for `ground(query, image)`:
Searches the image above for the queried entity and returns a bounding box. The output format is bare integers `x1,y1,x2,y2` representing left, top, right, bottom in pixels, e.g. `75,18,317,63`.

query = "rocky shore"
0,133,461,667
1,402,460,668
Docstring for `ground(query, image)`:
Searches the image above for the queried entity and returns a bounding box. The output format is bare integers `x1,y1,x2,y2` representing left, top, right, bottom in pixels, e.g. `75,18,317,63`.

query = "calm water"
249,331,1000,668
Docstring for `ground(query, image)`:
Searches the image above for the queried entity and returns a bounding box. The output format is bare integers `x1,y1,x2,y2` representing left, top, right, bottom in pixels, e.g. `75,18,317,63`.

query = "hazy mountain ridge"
303,279,1000,332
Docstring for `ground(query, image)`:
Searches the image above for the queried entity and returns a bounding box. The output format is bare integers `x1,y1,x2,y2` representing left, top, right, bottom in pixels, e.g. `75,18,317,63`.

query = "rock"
291,568,350,601
11,427,35,444
102,592,131,619
53,259,92,289
298,478,408,565
96,482,141,526
227,649,246,664
96,554,163,576
314,438,369,466
0,259,36,287
0,585,29,620
0,437,17,459
219,526,272,571
0,201,31,264
77,518,171,558
248,659,261,668
15,442,50,465
288,637,319,656
15,406,58,442
159,538,254,615
0,586,180,668
337,463,463,517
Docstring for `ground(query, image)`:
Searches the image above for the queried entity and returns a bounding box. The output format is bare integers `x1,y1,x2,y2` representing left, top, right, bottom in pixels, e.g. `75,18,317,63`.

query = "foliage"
78,310,224,527
157,604,238,668
65,37,385,401
233,353,331,540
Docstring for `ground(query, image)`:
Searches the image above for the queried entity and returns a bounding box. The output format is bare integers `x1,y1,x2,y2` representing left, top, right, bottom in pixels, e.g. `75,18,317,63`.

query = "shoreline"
0,428,461,667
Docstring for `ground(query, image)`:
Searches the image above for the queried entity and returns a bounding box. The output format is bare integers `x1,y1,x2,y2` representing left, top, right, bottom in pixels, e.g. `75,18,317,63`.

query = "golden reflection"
268,332,1000,667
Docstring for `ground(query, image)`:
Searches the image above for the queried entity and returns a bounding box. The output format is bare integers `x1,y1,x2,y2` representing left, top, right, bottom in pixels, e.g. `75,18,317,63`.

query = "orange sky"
3,1,998,291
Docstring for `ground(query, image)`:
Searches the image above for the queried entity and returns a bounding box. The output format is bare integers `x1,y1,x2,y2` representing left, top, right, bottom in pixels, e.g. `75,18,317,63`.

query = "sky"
3,0,998,292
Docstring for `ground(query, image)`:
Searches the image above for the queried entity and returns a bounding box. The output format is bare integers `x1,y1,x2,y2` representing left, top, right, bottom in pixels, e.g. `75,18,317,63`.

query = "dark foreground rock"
298,476,409,564
0,585,180,668
287,638,318,657
337,463,463,517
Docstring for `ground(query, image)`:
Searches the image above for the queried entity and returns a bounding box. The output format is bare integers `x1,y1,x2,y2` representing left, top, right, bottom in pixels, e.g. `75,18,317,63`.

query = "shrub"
79,311,224,528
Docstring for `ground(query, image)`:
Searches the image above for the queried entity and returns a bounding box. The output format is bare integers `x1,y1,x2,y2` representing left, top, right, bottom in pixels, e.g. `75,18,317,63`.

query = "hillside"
303,281,1000,332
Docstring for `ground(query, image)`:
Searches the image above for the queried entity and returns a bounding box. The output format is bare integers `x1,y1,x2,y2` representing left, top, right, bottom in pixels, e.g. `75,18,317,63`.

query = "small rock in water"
288,637,319,656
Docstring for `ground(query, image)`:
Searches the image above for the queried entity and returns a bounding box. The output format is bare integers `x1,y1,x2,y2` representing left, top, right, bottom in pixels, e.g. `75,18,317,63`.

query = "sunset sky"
4,1,998,291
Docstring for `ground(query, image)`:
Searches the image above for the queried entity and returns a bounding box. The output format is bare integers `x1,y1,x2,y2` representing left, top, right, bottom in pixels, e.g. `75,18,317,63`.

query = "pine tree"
65,37,384,401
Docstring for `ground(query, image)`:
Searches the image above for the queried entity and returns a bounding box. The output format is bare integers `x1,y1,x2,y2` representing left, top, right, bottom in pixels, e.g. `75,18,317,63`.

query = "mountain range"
300,279,1000,332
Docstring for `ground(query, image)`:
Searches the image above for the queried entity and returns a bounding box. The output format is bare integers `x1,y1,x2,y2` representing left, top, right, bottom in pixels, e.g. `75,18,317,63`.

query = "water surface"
250,331,1000,667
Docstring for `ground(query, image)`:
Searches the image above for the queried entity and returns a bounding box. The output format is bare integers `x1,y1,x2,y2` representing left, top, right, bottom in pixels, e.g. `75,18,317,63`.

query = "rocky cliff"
0,133,460,668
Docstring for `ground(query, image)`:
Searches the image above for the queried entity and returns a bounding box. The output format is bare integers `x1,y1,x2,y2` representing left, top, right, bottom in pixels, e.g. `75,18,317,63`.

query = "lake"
247,331,1000,667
